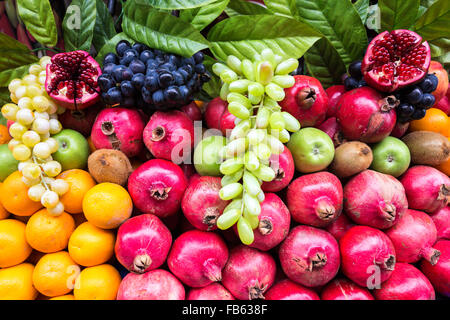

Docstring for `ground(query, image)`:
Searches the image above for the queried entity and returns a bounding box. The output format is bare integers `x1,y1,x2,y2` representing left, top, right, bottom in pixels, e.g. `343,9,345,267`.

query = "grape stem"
32,155,50,191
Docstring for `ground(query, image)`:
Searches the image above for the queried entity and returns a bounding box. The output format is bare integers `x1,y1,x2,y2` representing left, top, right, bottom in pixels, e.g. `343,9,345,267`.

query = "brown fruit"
402,131,450,166
330,141,373,178
88,149,133,186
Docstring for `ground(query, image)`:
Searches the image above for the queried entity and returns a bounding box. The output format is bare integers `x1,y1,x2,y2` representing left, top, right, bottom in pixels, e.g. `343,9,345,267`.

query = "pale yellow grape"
10,92,18,104
41,177,55,187
41,190,59,208
16,109,34,126
28,184,46,202
13,144,31,161
22,130,41,147
33,142,52,159
28,64,42,76
1,103,18,120
47,202,64,216
9,122,28,140
8,139,21,151
22,74,38,85
49,119,62,134
25,84,42,98
8,79,22,92
39,56,51,69
51,179,69,195
22,176,40,187
45,138,59,154
14,86,27,99
18,97,33,110
34,111,49,120
32,118,50,134
18,160,32,172
22,163,41,180
39,132,51,141
42,161,62,177
32,96,50,112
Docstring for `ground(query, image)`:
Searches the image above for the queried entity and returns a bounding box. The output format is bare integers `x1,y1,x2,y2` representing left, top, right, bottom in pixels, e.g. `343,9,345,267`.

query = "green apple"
193,135,227,176
52,129,90,171
0,144,19,181
370,136,411,177
287,127,335,173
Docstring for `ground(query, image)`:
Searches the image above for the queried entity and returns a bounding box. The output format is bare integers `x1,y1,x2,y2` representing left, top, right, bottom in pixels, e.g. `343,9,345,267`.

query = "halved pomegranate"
45,50,101,110
361,30,431,92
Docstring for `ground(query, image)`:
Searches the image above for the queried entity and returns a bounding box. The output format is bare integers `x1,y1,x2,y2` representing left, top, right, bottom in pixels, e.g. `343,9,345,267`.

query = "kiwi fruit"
88,149,133,186
402,131,450,166
330,141,373,178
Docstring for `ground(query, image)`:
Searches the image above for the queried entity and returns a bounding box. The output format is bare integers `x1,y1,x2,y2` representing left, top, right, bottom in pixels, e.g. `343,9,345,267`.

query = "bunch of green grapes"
1,56,69,216
212,49,300,245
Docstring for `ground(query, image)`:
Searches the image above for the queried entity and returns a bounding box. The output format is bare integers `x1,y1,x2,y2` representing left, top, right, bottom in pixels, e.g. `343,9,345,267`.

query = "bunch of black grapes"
344,60,367,90
97,40,211,113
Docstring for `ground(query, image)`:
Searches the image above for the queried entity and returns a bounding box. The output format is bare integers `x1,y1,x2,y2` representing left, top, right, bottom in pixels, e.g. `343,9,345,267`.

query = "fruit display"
0,0,449,303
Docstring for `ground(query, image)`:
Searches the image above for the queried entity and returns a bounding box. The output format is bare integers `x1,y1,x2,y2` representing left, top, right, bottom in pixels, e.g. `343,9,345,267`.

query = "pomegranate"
58,104,101,137
91,107,145,158
435,96,450,115
287,172,343,227
222,245,276,300
265,279,320,300
219,108,236,136
143,110,194,163
181,176,229,231
325,213,355,241
336,87,398,143
429,61,449,104
117,269,185,300
261,147,295,192
344,170,408,229
325,85,345,118
430,206,450,240
316,117,345,147
421,240,450,297
242,193,291,251
400,165,449,213
385,209,440,265
279,226,340,288
374,263,435,300
321,278,374,300
390,121,410,138
128,159,188,218
180,101,203,122
340,226,396,287
167,230,228,288
187,283,235,300
204,97,227,130
361,29,431,92
279,75,328,127
45,50,101,110
115,214,172,273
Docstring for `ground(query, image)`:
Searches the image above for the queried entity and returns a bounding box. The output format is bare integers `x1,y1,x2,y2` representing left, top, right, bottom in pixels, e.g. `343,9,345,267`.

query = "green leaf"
207,14,321,61
62,0,97,52
122,2,209,58
93,0,117,52
379,0,419,31
304,37,346,89
264,0,298,18
16,0,57,47
293,0,368,66
0,63,36,87
180,0,229,31
95,33,135,66
198,55,222,100
225,0,271,17
420,0,437,8
414,0,450,42
354,0,370,24
135,0,217,10
0,33,39,72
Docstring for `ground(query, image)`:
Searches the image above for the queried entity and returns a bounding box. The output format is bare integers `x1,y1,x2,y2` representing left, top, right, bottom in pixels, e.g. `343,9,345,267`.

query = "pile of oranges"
409,107,450,175
0,169,132,300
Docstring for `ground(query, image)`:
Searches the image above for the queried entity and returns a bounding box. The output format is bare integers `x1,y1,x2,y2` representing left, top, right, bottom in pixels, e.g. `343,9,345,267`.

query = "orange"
0,171,43,216
32,251,79,297
57,169,96,214
73,264,121,300
68,221,115,267
409,108,450,136
0,219,32,268
82,183,133,229
0,263,38,300
0,184,9,220
49,294,75,300
0,124,11,144
25,208,75,253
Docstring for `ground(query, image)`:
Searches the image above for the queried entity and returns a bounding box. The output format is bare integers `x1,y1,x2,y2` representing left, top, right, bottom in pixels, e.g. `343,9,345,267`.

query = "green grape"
228,101,250,119
225,138,248,158
253,143,271,160
279,129,291,143
219,182,243,200
261,48,276,68
251,164,276,182
255,107,270,129
227,93,252,109
224,198,243,213
243,171,262,196
272,75,295,88
220,83,230,100
226,55,242,74
248,93,262,105
282,112,301,132
269,112,285,130
243,193,261,216
229,119,251,140
265,83,285,101
265,134,285,155
220,157,244,175
243,210,260,229
247,129,266,145
248,82,265,97
241,59,255,81
256,61,273,85
275,58,299,75
221,169,244,186
244,151,260,171
257,191,265,203
220,70,238,84
217,208,242,230
237,217,254,245
229,79,251,93
212,63,232,76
